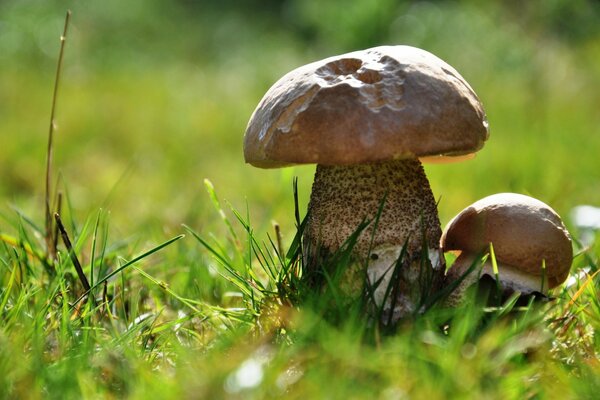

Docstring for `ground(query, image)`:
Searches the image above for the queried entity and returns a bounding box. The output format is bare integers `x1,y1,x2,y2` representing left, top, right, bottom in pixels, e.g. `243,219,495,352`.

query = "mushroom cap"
244,45,489,168
441,193,573,288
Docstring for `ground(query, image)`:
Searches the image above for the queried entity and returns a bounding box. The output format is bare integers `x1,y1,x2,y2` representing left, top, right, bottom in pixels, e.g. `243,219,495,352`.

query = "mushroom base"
303,159,444,323
444,253,551,307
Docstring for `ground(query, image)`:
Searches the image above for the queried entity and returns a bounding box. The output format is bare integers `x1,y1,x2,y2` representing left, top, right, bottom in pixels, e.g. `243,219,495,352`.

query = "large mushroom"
244,45,489,321
441,193,573,305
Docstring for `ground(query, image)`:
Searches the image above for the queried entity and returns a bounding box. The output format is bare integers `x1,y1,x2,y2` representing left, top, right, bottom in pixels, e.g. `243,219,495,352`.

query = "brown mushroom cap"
244,45,489,168
441,193,573,288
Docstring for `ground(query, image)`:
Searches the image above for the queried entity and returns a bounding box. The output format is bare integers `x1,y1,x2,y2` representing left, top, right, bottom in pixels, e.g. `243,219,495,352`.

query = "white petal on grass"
223,291,244,299
127,312,155,330
224,346,274,393
230,358,264,391
564,267,591,290
175,310,187,330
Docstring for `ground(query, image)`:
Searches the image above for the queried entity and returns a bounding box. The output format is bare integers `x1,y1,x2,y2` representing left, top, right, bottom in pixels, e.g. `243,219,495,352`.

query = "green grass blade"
204,179,239,247
89,209,103,288
71,234,185,308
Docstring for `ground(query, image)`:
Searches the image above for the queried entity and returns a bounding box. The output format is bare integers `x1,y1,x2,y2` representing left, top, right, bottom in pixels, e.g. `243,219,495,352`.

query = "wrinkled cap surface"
441,193,573,288
244,45,489,168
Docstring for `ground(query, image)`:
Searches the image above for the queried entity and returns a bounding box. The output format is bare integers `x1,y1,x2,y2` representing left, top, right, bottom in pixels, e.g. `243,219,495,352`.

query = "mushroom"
244,46,488,321
441,193,573,306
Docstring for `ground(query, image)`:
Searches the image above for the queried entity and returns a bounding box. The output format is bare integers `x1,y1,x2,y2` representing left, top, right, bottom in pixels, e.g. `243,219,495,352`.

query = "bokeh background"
1,0,599,243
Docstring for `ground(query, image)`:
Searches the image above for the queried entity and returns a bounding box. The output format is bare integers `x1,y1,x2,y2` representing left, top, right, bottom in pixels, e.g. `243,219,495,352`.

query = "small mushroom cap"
441,193,573,288
244,45,489,168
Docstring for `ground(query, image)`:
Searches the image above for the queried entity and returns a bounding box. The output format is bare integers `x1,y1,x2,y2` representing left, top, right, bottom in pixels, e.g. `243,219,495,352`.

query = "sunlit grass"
0,179,599,398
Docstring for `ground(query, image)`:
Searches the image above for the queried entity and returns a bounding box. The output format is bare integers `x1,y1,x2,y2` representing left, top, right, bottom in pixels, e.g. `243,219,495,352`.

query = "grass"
1,179,599,398
1,0,600,398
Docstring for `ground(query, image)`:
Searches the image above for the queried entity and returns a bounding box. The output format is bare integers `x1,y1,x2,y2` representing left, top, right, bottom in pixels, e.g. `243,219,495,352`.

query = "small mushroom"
244,46,488,321
441,193,573,305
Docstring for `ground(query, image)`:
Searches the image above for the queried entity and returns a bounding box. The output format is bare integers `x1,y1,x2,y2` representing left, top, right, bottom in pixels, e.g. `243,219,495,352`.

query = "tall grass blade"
44,10,72,261
89,209,103,288
55,213,91,293
204,179,239,247
568,269,600,307
489,242,502,303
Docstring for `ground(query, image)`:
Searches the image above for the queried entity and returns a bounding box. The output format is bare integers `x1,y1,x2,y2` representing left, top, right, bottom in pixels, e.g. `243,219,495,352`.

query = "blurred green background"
1,0,599,242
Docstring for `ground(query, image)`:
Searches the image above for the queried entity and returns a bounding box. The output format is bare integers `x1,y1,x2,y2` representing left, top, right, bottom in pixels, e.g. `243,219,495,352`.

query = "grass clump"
1,173,600,398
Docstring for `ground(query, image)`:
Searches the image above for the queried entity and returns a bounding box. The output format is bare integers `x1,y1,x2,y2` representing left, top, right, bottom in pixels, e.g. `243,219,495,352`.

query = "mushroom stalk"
243,46,489,322
304,158,444,321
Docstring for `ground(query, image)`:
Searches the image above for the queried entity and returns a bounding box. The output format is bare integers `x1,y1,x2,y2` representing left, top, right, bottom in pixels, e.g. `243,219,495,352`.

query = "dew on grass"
461,343,478,359
275,364,303,391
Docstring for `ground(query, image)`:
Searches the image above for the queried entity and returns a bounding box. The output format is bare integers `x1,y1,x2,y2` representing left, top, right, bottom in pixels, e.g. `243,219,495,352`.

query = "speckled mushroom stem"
303,158,444,322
